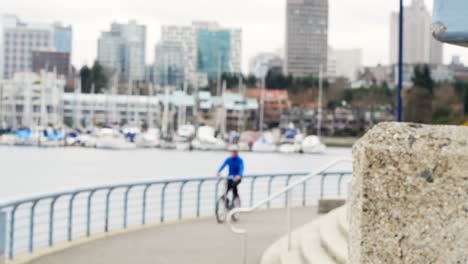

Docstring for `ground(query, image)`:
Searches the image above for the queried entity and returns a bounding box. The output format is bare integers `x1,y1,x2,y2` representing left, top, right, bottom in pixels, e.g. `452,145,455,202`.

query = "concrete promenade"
28,207,318,264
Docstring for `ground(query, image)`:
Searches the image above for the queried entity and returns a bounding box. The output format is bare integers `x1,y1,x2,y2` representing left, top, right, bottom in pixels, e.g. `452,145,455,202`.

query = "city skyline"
3,0,468,73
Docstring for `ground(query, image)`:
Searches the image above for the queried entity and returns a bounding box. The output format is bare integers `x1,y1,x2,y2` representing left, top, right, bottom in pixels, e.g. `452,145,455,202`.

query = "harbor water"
0,147,351,202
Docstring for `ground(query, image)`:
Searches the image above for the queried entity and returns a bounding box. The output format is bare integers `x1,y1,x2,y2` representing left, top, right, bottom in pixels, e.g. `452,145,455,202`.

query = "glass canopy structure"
432,0,468,47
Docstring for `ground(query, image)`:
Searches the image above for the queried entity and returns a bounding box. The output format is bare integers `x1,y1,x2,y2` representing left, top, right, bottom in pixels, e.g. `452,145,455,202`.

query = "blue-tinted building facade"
197,30,231,78
155,41,185,88
53,26,72,53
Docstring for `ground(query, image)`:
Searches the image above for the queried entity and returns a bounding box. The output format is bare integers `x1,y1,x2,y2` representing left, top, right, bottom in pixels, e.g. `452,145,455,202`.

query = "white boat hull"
278,144,301,154
252,143,277,153
302,144,326,154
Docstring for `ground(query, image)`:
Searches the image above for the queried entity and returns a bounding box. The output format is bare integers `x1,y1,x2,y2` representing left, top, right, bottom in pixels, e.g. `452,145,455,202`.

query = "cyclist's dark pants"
227,179,241,199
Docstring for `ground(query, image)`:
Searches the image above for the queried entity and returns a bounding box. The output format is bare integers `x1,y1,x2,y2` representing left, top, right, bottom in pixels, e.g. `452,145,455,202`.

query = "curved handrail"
0,170,351,261
226,158,352,262
0,173,309,210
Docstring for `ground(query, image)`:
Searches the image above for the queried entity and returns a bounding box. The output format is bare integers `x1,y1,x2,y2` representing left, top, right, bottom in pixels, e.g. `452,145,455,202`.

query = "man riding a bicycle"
217,149,244,201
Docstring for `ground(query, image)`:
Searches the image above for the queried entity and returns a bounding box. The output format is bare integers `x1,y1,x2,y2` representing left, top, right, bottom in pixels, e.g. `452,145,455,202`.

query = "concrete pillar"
0,211,6,264
349,122,468,263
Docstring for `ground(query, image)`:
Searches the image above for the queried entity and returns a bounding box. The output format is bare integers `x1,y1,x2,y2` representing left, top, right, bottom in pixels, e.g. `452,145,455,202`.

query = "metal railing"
0,170,352,262
227,159,353,264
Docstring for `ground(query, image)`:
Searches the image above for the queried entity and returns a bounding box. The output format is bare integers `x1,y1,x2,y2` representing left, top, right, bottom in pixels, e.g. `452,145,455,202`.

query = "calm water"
0,147,351,202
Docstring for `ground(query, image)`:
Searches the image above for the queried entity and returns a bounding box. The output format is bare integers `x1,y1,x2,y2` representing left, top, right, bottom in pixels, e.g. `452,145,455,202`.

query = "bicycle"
215,178,242,224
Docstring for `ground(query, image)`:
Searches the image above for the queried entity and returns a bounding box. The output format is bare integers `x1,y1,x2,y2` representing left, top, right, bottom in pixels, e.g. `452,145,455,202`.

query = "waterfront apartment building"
0,72,65,129
196,91,258,131
32,51,70,77
154,41,185,89
161,21,242,86
0,15,72,80
245,89,290,127
389,0,443,65
97,20,146,81
286,0,328,77
62,93,161,128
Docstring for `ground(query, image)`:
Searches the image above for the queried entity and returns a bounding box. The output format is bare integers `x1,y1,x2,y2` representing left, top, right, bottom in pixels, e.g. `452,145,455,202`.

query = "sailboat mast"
40,72,47,128
161,86,170,137
259,77,265,133
237,74,244,133
147,83,153,129
317,65,323,138
220,81,227,135
133,82,138,127
126,77,131,126
90,83,95,129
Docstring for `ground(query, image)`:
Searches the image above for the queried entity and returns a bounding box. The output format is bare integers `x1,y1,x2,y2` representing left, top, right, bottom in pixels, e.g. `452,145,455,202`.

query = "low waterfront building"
245,89,290,128
197,91,258,132
32,50,71,77
0,71,65,129
62,93,160,128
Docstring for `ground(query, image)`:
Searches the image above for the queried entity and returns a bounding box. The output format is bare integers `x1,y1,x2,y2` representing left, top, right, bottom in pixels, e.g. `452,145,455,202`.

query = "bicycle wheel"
231,197,241,222
215,196,228,223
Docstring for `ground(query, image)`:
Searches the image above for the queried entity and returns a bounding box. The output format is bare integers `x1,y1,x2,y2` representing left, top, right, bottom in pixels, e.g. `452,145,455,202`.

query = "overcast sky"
3,0,468,72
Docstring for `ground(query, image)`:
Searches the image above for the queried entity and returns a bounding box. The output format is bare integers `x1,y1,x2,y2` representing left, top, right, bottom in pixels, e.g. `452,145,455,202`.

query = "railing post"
9,206,18,260
105,188,114,232
160,183,169,223
286,189,292,251
337,173,345,196
249,176,258,207
267,176,275,208
86,190,96,237
320,174,326,199
196,180,205,218
284,175,293,207
123,186,134,229
0,211,6,264
178,181,188,220
29,200,39,253
142,184,152,225
68,192,79,242
302,181,307,206
49,197,60,247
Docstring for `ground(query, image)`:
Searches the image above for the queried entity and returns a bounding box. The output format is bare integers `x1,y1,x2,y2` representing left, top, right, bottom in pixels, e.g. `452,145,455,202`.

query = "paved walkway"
29,207,318,264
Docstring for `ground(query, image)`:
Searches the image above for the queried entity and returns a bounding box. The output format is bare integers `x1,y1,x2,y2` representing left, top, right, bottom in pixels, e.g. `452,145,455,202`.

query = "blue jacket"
218,157,244,179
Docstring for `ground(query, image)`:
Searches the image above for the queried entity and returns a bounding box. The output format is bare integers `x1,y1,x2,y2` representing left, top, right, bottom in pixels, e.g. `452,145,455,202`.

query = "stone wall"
349,122,468,263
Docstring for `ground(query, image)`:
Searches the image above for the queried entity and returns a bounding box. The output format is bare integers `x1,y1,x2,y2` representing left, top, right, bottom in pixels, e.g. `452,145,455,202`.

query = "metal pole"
259,77,265,133
397,0,404,122
241,233,247,264
0,211,6,264
286,190,292,251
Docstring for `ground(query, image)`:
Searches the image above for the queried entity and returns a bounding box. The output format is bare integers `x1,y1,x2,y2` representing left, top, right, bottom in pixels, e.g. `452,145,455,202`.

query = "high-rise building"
155,41,185,88
161,21,242,86
249,53,284,79
97,20,146,81
197,30,231,78
328,48,362,81
286,0,328,78
389,0,443,65
0,15,72,80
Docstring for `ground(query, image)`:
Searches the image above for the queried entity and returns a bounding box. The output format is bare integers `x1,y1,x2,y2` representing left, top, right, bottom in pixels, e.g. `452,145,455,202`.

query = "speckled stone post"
349,122,468,264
